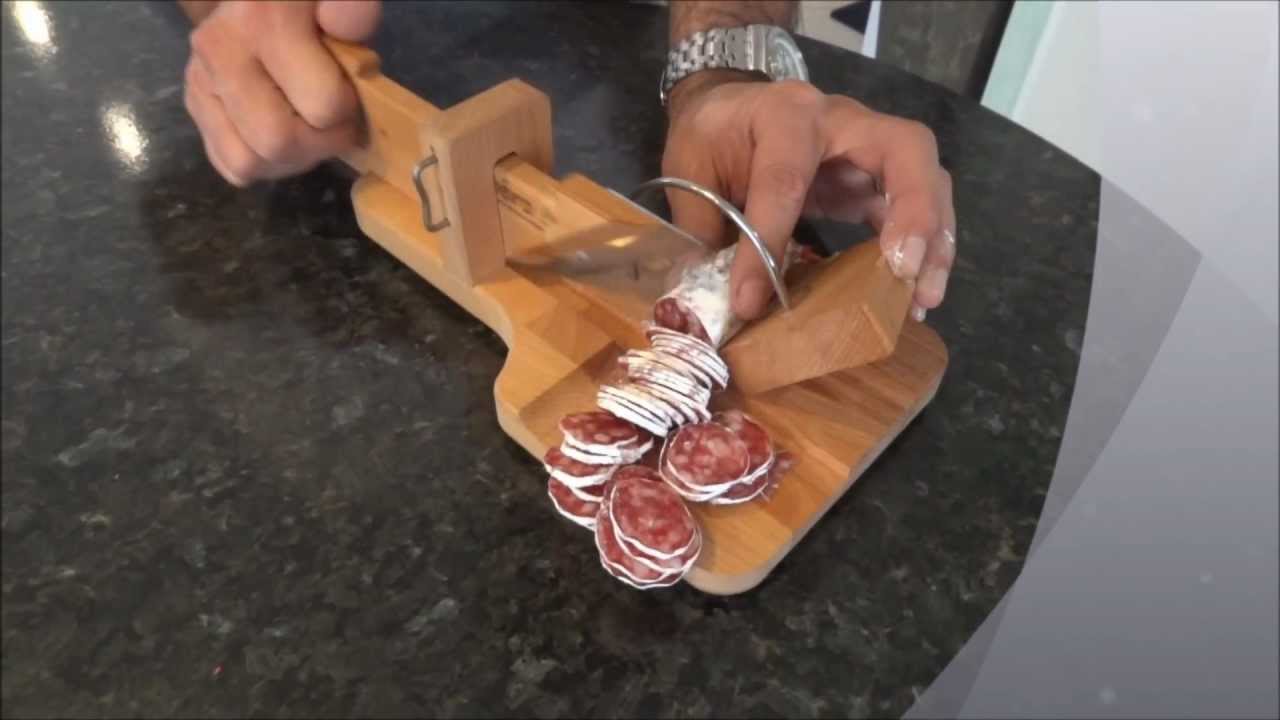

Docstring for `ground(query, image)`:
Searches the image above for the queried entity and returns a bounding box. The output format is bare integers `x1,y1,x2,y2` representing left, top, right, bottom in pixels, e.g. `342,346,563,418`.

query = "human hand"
183,0,382,187
662,72,956,322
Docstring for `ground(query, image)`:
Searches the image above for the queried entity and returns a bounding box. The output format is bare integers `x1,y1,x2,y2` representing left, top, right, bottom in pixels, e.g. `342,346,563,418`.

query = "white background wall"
995,0,1278,322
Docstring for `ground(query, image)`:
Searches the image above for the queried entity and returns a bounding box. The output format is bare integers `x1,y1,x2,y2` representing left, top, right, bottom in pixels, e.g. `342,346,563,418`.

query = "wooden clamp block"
423,81,554,286
721,243,914,395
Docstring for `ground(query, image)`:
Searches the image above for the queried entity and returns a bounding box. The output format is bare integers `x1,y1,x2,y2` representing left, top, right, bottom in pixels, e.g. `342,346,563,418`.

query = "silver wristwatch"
660,24,809,106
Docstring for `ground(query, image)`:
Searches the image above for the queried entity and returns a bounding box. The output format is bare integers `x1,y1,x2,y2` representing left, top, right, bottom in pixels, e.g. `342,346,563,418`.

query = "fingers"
184,57,259,186
663,155,729,250
316,0,382,41
807,160,886,227
823,100,946,281
184,0,369,187
730,82,826,319
258,16,357,130
911,168,957,319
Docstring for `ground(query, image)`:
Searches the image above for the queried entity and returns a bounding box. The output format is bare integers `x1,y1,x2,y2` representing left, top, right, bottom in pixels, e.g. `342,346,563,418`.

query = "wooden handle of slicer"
321,37,441,203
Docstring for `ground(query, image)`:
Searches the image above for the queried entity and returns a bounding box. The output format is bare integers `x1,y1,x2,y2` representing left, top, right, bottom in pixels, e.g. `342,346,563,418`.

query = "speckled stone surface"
1,2,1098,717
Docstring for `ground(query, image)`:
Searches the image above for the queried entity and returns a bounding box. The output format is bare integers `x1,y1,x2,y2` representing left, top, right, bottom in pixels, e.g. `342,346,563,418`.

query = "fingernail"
890,234,926,278
919,266,950,305
911,305,927,322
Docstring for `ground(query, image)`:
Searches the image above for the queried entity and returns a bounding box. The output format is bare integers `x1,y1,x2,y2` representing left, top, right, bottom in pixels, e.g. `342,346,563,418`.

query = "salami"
597,385,673,437
646,329,729,389
608,474,697,558
621,351,711,398
632,378,710,425
661,422,750,492
653,244,741,348
713,410,774,475
614,520,701,574
547,477,600,529
559,411,644,449
706,468,771,505
622,347,716,392
561,433,652,466
611,465,663,484
594,497,682,588
543,446,615,489
565,478,609,503
606,382,683,428
711,450,793,505
652,297,713,344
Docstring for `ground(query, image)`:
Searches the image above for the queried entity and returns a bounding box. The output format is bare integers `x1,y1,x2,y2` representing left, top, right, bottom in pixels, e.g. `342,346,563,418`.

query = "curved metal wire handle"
627,177,791,311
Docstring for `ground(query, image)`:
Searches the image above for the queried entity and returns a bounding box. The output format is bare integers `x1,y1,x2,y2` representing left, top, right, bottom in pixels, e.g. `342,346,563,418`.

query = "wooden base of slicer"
326,39,949,595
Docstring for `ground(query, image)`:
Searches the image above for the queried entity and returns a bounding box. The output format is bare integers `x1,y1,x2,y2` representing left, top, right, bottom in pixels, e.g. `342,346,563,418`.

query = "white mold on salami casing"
656,244,743,348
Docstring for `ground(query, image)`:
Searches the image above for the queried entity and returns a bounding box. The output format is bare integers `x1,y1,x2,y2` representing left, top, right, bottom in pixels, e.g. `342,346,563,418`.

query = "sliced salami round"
647,331,729,388
597,391,669,438
662,422,750,492
611,381,686,425
705,467,771,505
712,410,774,475
561,433,653,467
632,378,710,425
611,465,664,484
608,474,698,560
624,347,716,392
565,478,610,503
652,296,713,345
559,411,644,449
621,351,710,399
598,384,676,433
547,477,599,529
594,499,681,588
712,449,794,505
559,441,623,466
613,518,701,574
543,446,615,489
597,552,679,590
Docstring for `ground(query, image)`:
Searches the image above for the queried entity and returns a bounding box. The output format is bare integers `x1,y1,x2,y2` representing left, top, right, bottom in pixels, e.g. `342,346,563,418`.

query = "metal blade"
507,221,703,276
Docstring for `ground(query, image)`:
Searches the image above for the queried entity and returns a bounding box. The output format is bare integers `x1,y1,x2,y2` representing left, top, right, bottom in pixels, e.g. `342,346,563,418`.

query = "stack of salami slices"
660,410,780,505
544,411,652,530
597,326,728,438
595,467,702,589
543,246,797,591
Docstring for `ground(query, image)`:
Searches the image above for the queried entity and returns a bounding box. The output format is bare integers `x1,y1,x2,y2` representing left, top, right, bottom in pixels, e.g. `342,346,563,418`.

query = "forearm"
667,1,798,43
178,0,219,25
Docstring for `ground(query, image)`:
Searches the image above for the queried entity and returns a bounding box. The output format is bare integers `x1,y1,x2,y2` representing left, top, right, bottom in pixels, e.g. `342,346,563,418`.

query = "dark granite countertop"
1,2,1098,717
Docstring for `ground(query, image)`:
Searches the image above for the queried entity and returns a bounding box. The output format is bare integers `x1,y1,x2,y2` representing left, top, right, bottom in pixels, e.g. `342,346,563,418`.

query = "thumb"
316,0,382,42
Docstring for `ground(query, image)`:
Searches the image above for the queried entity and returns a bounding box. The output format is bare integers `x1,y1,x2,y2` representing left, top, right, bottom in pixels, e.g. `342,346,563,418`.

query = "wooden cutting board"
327,40,949,595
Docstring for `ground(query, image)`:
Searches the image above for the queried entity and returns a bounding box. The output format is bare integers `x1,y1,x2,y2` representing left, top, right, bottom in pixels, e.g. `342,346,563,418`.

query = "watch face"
766,28,809,81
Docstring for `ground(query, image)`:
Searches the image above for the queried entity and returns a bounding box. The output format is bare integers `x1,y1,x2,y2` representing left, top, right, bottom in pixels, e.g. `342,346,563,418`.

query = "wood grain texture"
349,166,948,595
423,80,553,286
327,40,949,595
322,38,440,203
720,243,915,394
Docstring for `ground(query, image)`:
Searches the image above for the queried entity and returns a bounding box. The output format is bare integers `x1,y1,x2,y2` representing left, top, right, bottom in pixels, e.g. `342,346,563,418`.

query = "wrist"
666,68,762,120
